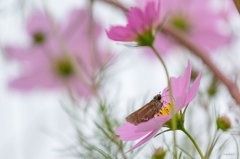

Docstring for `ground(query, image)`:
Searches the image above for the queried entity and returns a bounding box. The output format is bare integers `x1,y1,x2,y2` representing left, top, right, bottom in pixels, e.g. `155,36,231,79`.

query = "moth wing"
137,103,157,121
126,105,146,125
126,102,157,125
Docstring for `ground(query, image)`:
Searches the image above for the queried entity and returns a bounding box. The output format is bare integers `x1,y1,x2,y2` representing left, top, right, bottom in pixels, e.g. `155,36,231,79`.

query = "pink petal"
125,129,159,153
142,0,232,58
171,76,183,98
161,87,171,104
135,116,169,133
116,122,149,141
161,88,187,114
107,1,161,42
5,46,30,61
191,29,232,51
181,60,191,92
153,34,175,56
9,71,60,91
144,1,160,27
68,77,91,97
162,93,186,115
127,7,146,34
63,9,102,49
143,34,174,58
106,26,136,41
120,131,150,141
5,46,50,69
173,93,187,113
169,61,191,98
26,11,52,36
184,71,202,105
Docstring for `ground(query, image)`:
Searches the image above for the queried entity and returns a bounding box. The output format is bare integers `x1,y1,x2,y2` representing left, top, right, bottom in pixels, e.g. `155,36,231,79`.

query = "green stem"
149,45,177,158
181,126,204,159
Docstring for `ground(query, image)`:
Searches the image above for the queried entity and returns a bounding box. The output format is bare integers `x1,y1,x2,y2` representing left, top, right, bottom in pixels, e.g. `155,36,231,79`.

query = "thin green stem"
181,126,204,159
149,45,177,158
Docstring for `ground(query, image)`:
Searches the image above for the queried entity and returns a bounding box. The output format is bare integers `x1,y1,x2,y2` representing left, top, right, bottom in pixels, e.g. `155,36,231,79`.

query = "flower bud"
152,147,166,159
216,116,231,131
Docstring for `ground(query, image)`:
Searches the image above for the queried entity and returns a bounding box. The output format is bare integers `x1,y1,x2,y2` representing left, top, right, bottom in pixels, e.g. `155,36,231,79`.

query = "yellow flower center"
157,103,172,116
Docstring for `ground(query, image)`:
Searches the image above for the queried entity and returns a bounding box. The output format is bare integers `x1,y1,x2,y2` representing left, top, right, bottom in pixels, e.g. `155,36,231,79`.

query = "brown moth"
126,94,164,125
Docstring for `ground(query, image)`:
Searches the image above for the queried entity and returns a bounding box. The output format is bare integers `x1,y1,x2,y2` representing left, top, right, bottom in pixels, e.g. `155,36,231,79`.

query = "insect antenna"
160,89,176,105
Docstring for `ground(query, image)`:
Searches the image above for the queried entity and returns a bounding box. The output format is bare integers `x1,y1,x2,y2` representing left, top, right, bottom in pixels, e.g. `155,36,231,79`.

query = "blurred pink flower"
25,11,54,47
139,0,233,56
106,1,160,46
116,60,202,152
5,9,111,97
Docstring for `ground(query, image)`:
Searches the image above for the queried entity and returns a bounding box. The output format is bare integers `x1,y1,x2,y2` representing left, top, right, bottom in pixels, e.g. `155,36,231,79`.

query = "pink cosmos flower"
25,11,54,47
116,60,202,152
106,1,160,46
5,9,111,97
138,0,233,56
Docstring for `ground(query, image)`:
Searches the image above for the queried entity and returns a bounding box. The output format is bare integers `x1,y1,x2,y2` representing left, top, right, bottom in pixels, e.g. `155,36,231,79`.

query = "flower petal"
184,71,202,105
26,11,52,36
135,115,169,133
127,7,146,33
115,60,201,152
173,93,187,113
9,71,60,90
125,129,159,153
141,0,233,58
116,122,149,141
182,60,191,93
106,26,136,41
144,1,161,28
68,77,91,97
5,46,29,61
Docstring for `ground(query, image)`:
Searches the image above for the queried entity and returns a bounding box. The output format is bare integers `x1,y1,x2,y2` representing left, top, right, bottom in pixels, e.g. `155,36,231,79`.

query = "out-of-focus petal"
5,46,30,61
191,28,232,51
127,7,146,33
144,1,160,27
106,26,136,41
141,0,233,57
6,8,111,98
26,11,52,36
6,46,50,68
143,33,174,58
68,77,92,97
9,71,60,90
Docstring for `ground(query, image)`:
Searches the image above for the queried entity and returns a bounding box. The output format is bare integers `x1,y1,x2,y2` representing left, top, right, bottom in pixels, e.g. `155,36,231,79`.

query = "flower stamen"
157,103,172,116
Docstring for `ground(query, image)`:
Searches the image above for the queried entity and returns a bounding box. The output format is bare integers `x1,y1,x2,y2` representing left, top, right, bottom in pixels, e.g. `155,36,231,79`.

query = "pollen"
157,103,172,116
